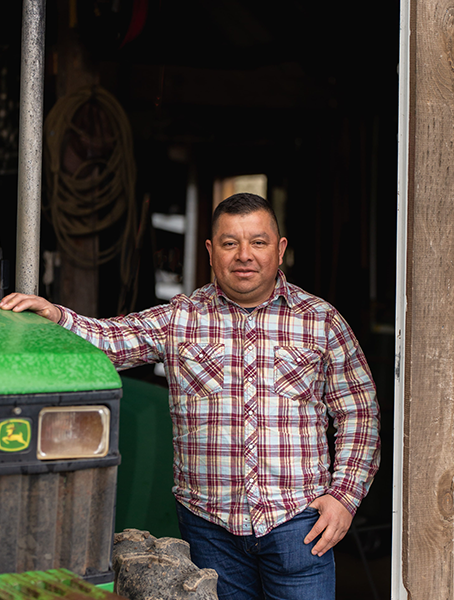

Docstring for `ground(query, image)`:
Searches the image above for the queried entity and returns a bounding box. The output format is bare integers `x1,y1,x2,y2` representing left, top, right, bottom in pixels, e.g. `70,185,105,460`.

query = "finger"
0,294,29,311
304,514,327,545
0,293,20,308
311,525,339,556
0,294,48,315
12,297,38,313
311,522,350,556
12,300,35,312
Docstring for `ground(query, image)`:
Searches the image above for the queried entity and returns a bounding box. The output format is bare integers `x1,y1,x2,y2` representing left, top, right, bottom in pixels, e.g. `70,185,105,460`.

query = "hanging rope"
43,85,137,305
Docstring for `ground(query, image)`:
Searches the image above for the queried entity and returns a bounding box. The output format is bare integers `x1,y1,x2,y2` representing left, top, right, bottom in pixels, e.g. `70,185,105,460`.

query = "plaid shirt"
58,271,380,537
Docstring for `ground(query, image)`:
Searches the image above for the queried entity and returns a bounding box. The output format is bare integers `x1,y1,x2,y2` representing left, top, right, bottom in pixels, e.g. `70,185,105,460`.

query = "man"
0,193,380,600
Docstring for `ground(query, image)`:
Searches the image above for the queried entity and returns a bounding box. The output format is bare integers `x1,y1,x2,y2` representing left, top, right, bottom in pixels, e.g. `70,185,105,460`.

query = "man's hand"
0,293,61,323
304,495,353,556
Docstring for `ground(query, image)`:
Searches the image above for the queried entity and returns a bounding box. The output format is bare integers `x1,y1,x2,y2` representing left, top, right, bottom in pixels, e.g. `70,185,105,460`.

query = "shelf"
152,213,186,234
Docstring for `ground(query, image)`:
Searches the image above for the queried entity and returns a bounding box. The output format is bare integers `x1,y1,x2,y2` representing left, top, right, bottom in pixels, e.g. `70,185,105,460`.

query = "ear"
278,237,288,265
205,239,213,266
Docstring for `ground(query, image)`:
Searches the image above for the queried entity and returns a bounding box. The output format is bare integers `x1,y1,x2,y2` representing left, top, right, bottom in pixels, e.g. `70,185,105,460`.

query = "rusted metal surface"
0,467,117,580
113,529,218,600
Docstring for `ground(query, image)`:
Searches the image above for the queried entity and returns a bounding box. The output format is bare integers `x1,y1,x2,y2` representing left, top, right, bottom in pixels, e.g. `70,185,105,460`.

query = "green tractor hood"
0,310,121,395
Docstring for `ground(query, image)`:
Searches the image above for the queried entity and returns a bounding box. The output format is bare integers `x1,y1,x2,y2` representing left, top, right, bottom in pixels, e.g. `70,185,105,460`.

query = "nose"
236,242,252,262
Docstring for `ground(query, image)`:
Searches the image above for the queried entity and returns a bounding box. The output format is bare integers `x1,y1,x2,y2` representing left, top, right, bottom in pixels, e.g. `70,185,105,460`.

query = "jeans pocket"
304,506,320,515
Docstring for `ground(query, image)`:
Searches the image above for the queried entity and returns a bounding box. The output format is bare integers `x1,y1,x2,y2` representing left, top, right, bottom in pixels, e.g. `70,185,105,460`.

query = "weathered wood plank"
404,1,454,597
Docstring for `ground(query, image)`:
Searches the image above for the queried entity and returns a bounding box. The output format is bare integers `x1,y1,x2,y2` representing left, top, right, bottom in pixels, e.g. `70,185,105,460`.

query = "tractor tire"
112,528,218,600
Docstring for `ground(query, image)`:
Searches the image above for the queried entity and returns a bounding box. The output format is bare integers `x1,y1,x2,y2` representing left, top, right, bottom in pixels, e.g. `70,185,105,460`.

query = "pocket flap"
178,342,224,363
275,346,320,366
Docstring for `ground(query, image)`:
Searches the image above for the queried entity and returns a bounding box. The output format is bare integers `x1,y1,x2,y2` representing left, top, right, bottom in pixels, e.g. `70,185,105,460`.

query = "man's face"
205,210,287,307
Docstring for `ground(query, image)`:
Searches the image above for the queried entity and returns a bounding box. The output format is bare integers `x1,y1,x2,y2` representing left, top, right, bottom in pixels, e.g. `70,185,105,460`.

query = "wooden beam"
403,0,454,597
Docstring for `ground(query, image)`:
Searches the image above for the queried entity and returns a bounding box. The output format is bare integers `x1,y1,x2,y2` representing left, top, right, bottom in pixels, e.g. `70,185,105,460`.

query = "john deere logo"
0,419,31,452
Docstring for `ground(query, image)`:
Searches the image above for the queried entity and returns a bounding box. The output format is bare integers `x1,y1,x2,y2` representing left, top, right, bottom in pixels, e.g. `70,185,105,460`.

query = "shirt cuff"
55,304,75,330
325,487,361,517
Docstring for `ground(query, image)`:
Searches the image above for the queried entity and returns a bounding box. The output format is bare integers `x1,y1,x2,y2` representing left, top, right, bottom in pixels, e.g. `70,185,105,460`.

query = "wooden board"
404,1,454,597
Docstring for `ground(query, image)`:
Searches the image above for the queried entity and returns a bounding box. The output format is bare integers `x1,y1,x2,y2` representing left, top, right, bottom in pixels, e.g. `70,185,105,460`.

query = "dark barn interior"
0,1,399,598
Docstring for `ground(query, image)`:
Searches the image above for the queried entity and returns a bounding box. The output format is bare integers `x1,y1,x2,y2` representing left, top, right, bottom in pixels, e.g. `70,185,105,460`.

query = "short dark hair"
211,193,280,237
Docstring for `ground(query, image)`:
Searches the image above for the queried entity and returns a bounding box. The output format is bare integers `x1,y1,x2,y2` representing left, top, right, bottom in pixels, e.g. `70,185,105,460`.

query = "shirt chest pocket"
178,342,225,397
274,346,324,400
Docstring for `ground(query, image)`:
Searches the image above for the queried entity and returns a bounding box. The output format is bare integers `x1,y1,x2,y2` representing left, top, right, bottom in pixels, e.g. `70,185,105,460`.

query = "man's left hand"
304,495,353,556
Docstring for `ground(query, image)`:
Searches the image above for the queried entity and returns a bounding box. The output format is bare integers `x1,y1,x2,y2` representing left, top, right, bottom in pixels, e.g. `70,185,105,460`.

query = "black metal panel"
0,388,121,582
0,467,117,582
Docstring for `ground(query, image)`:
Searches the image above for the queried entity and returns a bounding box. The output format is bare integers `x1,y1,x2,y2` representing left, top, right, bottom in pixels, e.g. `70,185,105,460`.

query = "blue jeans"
176,502,335,600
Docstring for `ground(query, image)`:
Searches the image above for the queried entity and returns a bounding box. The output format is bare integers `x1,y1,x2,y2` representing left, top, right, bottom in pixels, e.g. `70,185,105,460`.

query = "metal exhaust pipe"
15,0,46,295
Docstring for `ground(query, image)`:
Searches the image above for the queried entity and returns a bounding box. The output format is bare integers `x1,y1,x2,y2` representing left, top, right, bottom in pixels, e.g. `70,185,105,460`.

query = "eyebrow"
218,232,271,240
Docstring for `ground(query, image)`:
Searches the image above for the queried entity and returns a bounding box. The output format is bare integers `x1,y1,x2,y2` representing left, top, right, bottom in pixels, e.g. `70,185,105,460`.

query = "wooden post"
402,0,454,597
55,0,99,316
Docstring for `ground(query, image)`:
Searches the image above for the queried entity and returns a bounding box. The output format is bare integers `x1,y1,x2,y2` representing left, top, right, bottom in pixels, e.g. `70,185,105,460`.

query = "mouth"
232,269,257,277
